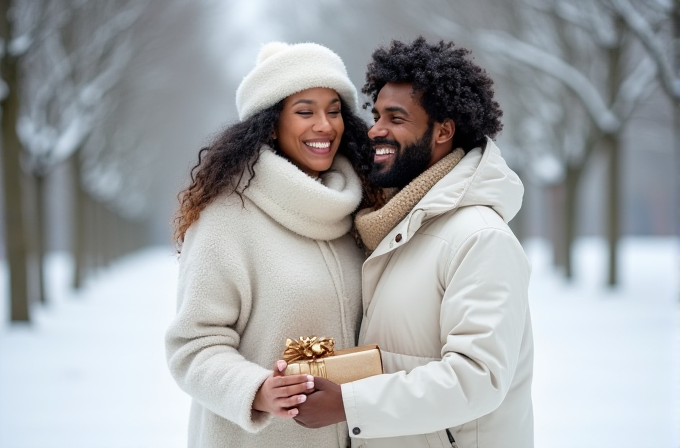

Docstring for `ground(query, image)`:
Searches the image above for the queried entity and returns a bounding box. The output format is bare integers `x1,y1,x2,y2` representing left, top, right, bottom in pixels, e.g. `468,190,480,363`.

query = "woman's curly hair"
363,37,503,152
173,101,382,250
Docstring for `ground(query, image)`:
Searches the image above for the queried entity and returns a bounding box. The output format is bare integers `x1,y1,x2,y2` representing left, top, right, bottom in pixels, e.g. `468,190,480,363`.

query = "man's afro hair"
363,37,503,152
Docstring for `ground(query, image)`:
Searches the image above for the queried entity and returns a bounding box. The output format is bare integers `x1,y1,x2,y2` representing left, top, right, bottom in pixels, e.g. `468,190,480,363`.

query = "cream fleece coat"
342,139,534,448
166,149,365,448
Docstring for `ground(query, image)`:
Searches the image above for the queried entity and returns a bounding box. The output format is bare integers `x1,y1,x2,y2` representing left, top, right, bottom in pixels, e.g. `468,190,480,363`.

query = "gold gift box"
283,339,383,384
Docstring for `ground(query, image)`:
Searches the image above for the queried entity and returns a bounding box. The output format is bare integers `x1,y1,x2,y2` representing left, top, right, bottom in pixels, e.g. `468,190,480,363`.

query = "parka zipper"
445,428,458,448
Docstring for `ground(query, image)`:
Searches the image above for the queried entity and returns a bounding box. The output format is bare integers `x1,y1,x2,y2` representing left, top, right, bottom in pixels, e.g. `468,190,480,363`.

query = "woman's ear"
435,119,455,144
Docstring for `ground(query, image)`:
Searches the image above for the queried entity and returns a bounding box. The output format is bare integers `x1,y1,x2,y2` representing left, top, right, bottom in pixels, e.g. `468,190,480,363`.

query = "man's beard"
369,123,434,189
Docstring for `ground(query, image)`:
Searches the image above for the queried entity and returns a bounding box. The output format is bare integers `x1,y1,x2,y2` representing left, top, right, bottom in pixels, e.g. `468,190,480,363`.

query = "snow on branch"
550,0,618,47
476,29,621,133
612,55,658,119
609,0,678,100
52,115,93,162
21,2,146,170
8,34,32,56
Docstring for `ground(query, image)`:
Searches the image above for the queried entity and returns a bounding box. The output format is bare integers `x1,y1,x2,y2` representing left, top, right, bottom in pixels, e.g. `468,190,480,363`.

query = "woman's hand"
252,360,315,418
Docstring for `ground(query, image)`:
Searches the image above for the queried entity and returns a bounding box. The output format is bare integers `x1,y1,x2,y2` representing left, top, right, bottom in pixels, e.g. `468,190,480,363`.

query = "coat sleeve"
164,213,273,433
341,227,530,438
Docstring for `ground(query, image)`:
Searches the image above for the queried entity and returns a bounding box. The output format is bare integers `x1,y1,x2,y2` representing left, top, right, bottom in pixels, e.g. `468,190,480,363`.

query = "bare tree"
17,0,148,299
609,0,679,245
403,0,664,285
1,0,30,321
1,0,155,320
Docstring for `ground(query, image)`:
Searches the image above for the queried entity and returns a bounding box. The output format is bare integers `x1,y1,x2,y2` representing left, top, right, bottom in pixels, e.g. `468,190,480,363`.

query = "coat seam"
445,225,517,275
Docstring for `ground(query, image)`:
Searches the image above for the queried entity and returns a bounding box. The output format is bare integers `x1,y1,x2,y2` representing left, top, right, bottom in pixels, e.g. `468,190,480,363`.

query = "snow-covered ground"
0,237,678,448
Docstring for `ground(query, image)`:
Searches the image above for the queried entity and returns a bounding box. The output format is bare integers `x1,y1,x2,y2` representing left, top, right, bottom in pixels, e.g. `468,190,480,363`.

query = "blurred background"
0,0,677,447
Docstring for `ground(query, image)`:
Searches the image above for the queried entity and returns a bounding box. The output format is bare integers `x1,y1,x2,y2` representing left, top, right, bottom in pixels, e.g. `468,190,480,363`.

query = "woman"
165,42,379,448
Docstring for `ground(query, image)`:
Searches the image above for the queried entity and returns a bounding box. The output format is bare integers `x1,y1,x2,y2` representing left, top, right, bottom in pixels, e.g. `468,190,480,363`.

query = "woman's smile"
304,139,332,153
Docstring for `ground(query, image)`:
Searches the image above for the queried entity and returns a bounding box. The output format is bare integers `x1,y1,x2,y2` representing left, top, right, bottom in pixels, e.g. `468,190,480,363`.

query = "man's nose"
368,121,388,139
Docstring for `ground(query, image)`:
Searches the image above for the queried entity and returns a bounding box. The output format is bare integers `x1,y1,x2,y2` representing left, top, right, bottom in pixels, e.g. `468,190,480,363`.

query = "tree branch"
609,0,679,100
475,29,621,132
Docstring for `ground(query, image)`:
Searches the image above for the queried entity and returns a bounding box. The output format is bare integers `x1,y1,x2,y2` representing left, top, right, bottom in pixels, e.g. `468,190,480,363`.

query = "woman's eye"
296,111,312,116
328,110,341,115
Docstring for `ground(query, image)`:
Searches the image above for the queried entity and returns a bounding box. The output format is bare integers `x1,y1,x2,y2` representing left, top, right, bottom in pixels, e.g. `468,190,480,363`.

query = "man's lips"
373,145,396,163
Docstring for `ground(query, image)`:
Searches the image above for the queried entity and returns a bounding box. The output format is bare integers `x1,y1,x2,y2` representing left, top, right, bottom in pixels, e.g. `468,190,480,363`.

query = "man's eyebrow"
385,106,409,115
372,106,409,115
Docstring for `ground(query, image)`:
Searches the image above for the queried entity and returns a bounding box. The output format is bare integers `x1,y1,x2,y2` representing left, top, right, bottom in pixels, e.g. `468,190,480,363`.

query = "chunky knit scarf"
355,148,465,251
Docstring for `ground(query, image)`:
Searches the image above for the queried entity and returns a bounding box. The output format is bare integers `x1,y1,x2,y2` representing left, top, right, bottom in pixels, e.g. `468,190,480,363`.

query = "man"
294,37,534,448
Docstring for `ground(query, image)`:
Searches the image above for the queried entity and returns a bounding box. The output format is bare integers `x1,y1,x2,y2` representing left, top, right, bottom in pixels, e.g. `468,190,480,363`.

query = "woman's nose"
313,114,332,133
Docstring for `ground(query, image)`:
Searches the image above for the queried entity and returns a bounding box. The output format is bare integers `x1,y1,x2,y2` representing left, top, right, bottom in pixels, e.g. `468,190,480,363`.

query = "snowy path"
0,251,190,448
1,238,678,448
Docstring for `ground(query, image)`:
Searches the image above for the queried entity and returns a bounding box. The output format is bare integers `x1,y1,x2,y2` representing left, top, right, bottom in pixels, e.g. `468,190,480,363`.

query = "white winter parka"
166,149,365,448
341,139,534,448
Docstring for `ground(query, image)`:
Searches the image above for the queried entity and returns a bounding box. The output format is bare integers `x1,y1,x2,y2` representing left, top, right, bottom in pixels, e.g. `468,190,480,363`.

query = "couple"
166,37,533,448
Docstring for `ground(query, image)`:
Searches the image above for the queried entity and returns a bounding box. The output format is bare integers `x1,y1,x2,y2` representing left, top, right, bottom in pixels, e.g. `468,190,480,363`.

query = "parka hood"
412,137,523,225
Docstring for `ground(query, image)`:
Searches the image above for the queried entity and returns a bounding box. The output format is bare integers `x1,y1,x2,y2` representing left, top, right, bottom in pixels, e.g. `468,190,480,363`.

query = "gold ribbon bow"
282,336,335,363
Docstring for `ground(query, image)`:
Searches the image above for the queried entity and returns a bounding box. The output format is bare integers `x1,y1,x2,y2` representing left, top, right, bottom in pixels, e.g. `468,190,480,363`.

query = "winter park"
1,2,678,448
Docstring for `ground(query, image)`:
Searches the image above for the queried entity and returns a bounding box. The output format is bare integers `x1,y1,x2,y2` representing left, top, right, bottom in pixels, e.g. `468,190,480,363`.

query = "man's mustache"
370,137,400,150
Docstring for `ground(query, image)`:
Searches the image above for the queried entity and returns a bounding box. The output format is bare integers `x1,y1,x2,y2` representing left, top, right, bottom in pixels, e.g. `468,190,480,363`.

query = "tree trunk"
93,199,105,270
34,172,47,304
549,183,567,271
72,155,87,289
1,1,31,322
672,0,679,294
604,20,623,287
563,164,584,280
603,133,620,286
562,128,602,281
103,204,115,266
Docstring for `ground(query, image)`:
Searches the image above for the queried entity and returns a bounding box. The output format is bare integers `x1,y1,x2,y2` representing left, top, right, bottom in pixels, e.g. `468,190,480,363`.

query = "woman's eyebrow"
292,98,340,106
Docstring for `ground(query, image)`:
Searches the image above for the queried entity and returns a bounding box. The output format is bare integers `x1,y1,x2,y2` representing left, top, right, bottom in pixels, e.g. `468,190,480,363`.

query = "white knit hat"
235,42,359,121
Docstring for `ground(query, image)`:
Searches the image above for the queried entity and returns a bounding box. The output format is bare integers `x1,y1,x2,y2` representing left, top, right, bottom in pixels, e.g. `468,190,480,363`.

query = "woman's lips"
304,140,332,154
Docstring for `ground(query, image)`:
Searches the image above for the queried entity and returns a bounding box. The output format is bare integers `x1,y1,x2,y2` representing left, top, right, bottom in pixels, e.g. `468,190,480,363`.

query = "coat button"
395,233,402,242
352,427,361,435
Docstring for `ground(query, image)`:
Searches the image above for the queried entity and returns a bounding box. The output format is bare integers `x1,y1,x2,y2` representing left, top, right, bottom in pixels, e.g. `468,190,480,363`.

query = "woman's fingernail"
306,381,314,389
299,395,307,403
276,360,286,372
306,375,314,381
290,408,299,416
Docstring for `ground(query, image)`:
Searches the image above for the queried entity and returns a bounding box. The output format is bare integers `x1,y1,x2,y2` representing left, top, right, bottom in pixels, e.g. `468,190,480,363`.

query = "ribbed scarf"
242,147,363,241
355,148,465,251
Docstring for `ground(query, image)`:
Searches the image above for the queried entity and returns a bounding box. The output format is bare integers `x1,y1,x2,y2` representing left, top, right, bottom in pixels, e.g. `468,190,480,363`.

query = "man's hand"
253,360,315,418
294,377,346,428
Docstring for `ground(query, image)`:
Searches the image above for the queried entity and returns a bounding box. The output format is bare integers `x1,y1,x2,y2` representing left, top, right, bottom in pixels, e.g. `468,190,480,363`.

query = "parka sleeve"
164,213,273,433
341,227,530,438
